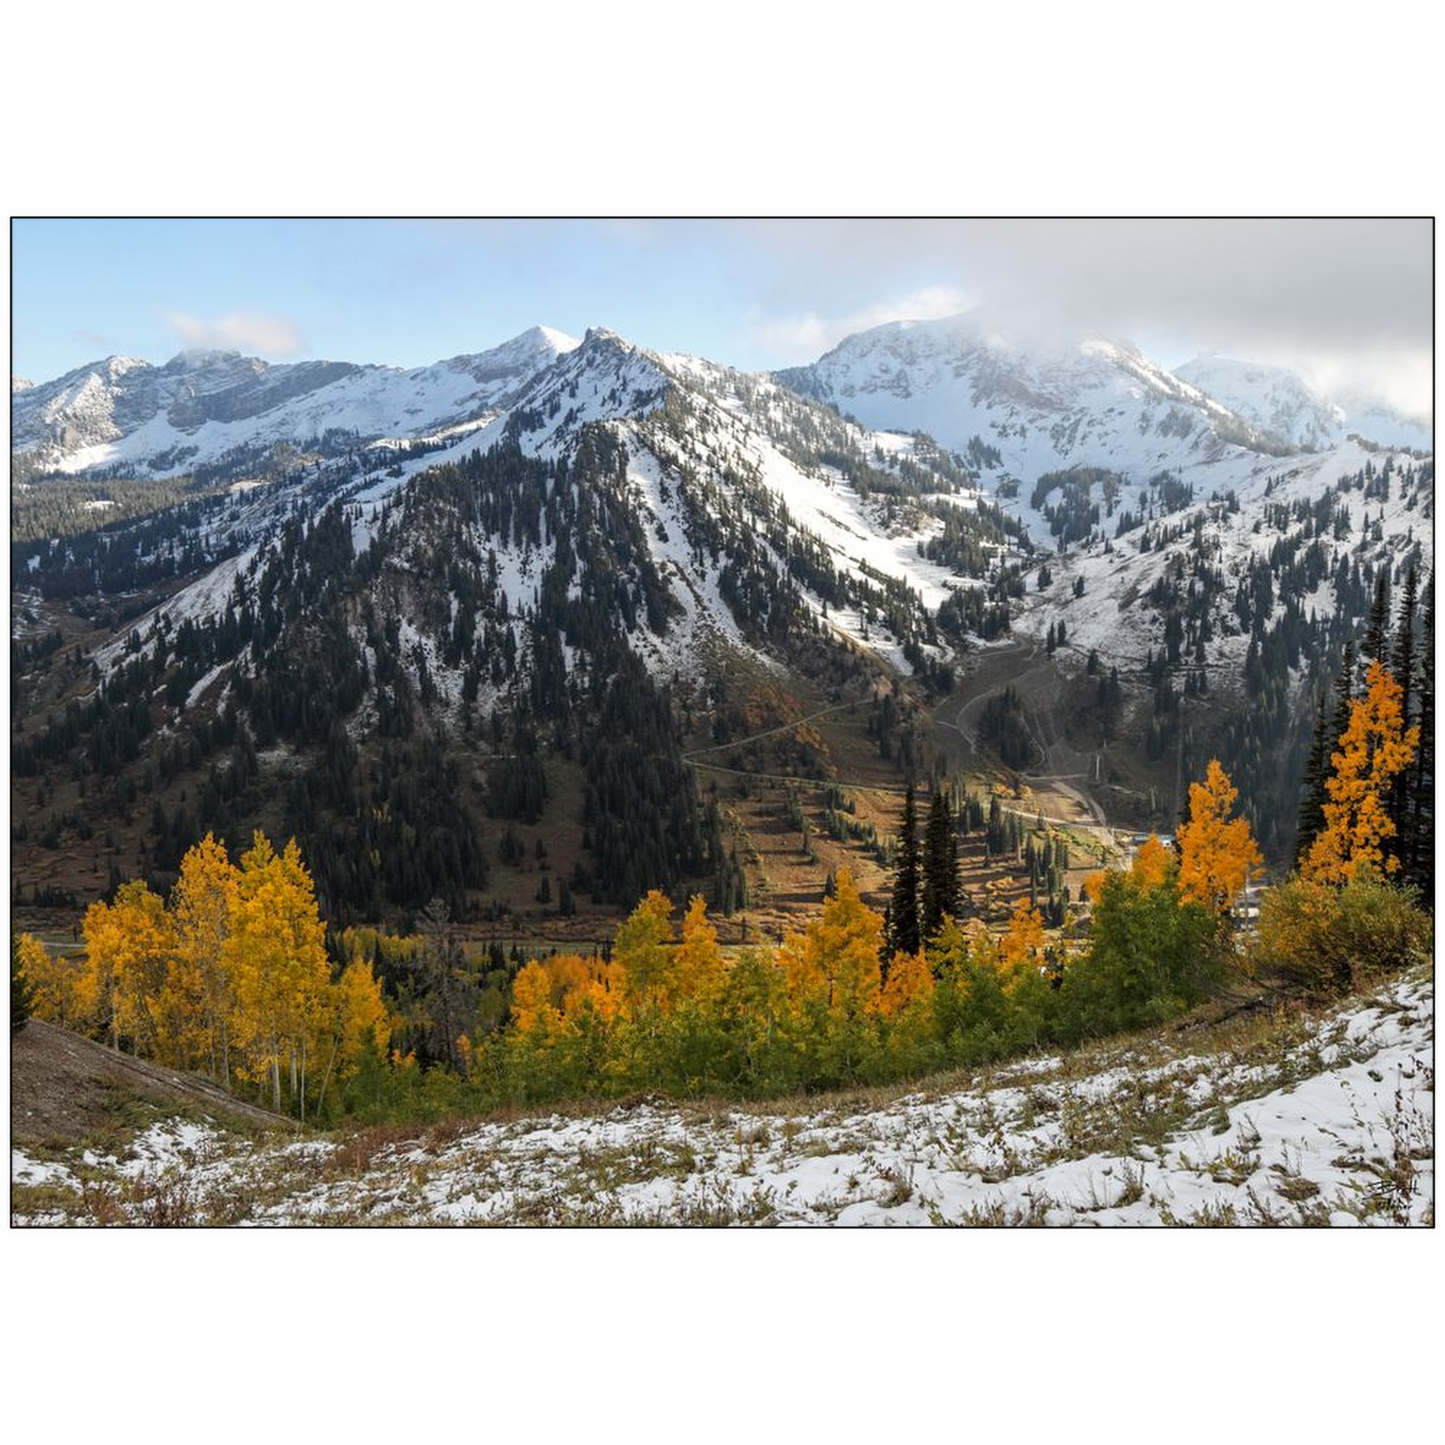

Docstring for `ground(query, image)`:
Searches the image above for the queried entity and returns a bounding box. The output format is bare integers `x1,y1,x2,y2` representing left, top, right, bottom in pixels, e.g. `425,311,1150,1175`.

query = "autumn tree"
12,934,36,1033
614,890,676,1018
998,898,1047,985
674,895,725,1005
795,868,883,1018
15,932,91,1030
169,833,239,1084
1304,661,1420,885
81,881,175,1058
227,833,332,1117
878,947,934,1019
1177,761,1263,913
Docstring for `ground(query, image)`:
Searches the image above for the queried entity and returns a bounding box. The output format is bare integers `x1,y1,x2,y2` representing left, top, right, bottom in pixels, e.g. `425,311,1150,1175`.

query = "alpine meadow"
9,217,1434,1227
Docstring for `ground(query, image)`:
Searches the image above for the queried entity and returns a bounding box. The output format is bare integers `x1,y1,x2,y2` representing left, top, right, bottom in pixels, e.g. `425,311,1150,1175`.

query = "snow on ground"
13,971,1432,1227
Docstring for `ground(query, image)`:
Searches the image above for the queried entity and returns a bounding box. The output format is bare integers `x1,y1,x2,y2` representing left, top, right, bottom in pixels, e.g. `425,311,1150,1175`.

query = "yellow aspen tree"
17,933,89,1030
673,895,726,1005
544,954,592,1008
999,897,1047,985
227,833,331,1117
878,947,934,1019
1131,834,1174,890
1305,661,1420,884
561,956,623,1025
82,881,174,1058
613,890,676,1017
170,833,240,1085
313,955,394,1113
511,960,564,1037
778,927,826,1013
1177,760,1264,912
800,868,882,1018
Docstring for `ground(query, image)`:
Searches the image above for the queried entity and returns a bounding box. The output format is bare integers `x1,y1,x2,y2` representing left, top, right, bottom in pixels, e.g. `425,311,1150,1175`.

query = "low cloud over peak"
164,310,307,359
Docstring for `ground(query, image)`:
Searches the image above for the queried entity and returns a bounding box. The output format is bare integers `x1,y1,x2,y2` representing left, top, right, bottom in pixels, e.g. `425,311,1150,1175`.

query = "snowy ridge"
12,327,580,475
1175,355,1432,454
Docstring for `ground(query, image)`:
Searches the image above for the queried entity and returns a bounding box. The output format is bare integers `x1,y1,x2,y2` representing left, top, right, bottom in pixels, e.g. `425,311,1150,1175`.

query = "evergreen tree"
1389,563,1420,862
1363,570,1392,665
920,790,959,939
1409,576,1434,895
1296,693,1330,862
887,781,921,960
1330,640,1358,751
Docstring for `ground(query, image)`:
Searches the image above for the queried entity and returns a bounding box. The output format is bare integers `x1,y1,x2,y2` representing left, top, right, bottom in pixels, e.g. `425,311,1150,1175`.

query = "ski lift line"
680,695,873,761
680,757,1125,839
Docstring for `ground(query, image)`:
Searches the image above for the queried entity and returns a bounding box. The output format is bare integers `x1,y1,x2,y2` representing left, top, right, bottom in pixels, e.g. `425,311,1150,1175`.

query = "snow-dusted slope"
1174,355,1432,453
12,326,580,475
78,325,1003,698
13,970,1430,1226
1019,438,1433,666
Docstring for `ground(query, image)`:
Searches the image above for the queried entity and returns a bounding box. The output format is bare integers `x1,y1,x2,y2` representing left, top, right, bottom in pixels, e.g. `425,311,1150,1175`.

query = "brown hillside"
11,1019,297,1147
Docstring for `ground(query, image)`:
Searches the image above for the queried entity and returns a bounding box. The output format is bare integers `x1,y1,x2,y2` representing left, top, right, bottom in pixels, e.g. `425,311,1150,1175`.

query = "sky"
10,218,1434,416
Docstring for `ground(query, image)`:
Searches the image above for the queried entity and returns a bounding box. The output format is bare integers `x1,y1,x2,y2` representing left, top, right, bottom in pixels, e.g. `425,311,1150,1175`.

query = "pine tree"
1389,563,1420,866
1296,692,1330,862
1363,571,1392,665
1408,575,1433,894
887,781,921,961
1329,639,1357,759
920,790,959,939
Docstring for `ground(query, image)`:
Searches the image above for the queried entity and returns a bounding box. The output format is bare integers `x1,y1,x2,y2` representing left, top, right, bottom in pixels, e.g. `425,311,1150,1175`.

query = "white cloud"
164,311,306,357
717,220,1431,415
747,284,973,359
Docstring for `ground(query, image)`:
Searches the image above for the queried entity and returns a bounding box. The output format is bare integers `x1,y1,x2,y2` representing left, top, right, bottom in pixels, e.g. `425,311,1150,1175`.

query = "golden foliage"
1131,834,1173,890
1177,761,1263,911
18,933,89,1030
878,948,934,1018
998,898,1047,984
1304,662,1420,884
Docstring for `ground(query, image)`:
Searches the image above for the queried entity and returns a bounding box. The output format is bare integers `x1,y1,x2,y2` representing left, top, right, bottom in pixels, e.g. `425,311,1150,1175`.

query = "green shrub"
1058,871,1222,1043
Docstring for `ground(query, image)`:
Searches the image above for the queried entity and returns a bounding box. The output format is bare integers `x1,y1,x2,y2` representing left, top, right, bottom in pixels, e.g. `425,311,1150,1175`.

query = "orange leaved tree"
1304,661,1420,884
1177,761,1263,913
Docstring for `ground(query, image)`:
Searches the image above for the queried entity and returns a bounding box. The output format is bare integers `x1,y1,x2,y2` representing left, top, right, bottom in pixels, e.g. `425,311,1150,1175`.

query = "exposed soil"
11,1018,296,1147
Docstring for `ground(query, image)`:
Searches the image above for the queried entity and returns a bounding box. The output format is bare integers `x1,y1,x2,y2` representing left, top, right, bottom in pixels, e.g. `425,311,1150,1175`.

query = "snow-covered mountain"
10,326,581,475
1174,355,1433,454
776,313,1284,482
46,324,1005,703
11,316,1434,897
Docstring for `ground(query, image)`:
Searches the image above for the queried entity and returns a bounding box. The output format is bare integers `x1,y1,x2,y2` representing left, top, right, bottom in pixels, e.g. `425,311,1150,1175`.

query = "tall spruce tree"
921,789,959,939
1409,575,1433,895
887,780,921,960
1363,571,1392,666
1296,691,1330,862
1389,563,1420,862
1330,640,1358,750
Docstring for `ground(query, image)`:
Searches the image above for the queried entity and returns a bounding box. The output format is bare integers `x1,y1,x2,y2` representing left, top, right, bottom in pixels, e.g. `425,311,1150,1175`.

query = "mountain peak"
164,348,249,371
